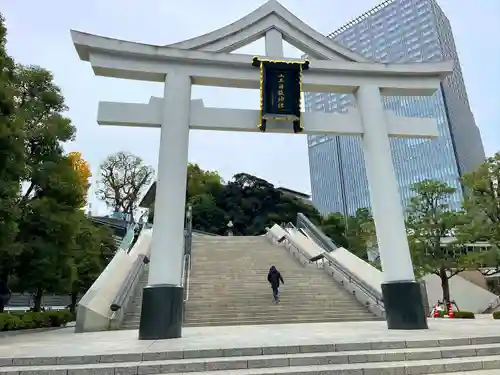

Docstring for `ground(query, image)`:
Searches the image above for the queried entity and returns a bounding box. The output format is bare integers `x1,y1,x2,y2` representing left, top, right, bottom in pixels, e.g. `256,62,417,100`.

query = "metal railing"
282,222,321,267
118,223,137,253
295,213,384,307
182,205,193,303
192,229,218,236
296,213,339,251
181,254,192,302
483,296,500,314
110,254,149,312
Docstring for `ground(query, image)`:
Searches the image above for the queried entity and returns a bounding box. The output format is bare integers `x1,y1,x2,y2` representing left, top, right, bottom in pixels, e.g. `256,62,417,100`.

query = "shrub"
0,310,74,331
433,310,475,319
453,311,475,319
492,311,500,320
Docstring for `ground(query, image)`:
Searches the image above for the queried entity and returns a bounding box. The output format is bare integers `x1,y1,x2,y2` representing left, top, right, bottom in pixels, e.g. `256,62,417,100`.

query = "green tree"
406,179,466,303
16,156,85,311
149,169,323,236
15,65,75,203
189,194,227,234
12,64,84,311
219,173,321,235
345,208,376,260
69,215,117,313
187,163,224,200
318,209,375,259
0,15,24,298
319,212,349,248
97,151,154,221
460,152,500,275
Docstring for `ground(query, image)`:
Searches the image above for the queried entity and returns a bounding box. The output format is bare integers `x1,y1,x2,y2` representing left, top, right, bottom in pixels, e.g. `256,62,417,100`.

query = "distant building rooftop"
277,187,311,200
88,215,129,239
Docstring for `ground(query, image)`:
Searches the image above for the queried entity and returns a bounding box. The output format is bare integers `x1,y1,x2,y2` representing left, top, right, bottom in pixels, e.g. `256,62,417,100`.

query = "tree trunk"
0,273,9,313
33,287,43,312
70,290,78,315
439,265,451,303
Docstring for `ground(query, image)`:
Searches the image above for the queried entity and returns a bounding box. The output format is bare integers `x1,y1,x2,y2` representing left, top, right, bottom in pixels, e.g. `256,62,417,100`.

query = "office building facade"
306,0,485,217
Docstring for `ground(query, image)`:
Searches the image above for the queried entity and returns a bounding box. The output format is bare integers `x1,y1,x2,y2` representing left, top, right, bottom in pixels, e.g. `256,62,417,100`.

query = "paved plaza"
1,318,500,359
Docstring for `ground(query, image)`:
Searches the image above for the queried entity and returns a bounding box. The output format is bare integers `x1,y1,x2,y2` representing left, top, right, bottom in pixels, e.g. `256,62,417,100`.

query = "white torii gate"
71,0,452,339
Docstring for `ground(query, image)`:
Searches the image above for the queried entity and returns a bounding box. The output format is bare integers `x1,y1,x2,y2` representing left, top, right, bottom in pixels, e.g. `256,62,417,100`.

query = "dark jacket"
267,266,284,288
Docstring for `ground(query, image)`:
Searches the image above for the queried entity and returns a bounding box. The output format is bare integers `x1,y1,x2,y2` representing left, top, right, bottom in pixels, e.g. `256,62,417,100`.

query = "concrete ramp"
75,228,152,333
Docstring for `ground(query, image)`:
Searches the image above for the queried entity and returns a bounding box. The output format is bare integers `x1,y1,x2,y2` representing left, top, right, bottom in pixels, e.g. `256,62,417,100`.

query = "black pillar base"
138,284,183,340
381,281,428,330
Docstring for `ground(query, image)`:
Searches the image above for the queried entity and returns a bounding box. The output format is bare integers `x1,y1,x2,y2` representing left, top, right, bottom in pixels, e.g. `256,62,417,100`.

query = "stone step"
182,317,382,327
190,269,305,273
124,310,373,320
190,264,307,268
191,256,300,258
185,314,375,323
190,252,293,256
2,340,500,374
187,283,341,288
183,301,367,309
126,305,368,314
188,273,327,278
183,294,357,302
167,283,342,289
121,315,381,328
436,371,498,375
4,336,498,365
123,315,378,328
184,301,369,309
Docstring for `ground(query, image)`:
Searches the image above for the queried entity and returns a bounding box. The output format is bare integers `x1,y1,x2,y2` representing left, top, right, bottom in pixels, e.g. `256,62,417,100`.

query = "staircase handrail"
181,254,192,302
283,222,323,263
192,229,219,236
296,213,384,307
182,205,193,303
297,213,339,250
118,223,137,252
110,254,149,312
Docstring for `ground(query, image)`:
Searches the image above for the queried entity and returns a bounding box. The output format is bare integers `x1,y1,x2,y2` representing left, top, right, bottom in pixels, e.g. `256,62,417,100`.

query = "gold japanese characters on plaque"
252,57,310,133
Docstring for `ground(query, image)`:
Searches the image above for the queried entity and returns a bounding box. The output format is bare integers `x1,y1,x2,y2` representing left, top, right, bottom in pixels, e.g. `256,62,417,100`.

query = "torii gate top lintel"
70,0,453,96
164,0,366,62
72,0,365,62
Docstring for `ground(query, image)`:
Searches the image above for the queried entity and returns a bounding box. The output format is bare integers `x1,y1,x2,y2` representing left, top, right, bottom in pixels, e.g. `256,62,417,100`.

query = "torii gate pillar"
71,0,454,338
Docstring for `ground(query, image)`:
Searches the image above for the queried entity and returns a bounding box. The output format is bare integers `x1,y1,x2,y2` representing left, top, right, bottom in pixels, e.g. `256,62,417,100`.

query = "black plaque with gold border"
252,57,309,133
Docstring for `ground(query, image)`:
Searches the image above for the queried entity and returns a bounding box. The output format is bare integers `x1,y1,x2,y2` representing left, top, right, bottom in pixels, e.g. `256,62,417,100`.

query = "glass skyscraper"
305,0,485,217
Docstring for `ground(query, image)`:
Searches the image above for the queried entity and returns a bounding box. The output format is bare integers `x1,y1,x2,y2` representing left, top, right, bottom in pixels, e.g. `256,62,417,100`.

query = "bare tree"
97,152,154,221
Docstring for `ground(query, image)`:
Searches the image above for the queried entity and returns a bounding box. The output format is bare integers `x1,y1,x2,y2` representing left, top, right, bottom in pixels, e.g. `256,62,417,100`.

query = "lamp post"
227,220,234,236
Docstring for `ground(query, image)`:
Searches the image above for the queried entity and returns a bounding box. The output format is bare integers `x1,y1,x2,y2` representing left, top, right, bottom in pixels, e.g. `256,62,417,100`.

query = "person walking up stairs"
267,265,284,303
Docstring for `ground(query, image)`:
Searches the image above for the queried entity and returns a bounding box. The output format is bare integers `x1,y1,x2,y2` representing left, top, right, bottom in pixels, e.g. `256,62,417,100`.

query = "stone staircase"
3,334,500,374
121,263,149,329
121,236,377,329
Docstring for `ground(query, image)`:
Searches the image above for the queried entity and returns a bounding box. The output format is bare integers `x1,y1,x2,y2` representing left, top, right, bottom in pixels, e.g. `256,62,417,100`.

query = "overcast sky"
2,0,499,215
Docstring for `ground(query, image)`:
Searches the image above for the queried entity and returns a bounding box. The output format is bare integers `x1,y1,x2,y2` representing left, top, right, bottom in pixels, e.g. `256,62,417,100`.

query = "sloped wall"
268,224,500,314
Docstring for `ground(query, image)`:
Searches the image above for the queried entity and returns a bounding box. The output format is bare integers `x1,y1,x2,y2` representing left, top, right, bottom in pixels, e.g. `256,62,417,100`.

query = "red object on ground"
448,304,454,318
433,305,440,318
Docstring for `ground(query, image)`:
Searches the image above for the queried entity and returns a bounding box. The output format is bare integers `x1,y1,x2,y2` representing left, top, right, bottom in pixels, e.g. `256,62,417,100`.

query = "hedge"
0,310,74,331
493,311,500,320
433,310,475,319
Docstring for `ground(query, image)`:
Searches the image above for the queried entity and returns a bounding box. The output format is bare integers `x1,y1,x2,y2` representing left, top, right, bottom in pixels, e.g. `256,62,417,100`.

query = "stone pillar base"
381,281,428,330
138,284,183,340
